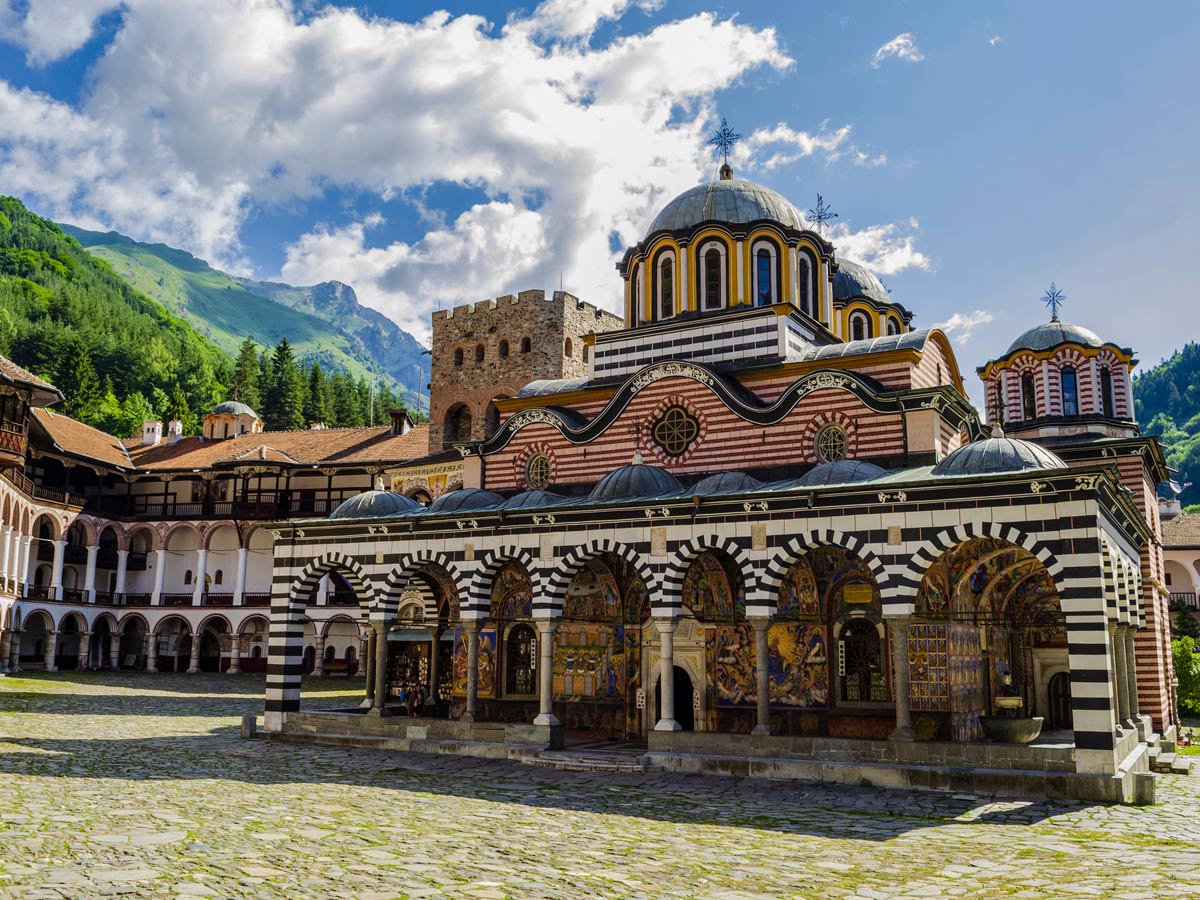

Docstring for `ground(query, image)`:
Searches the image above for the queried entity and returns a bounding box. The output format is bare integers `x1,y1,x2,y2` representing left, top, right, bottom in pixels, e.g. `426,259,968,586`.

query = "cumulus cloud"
827,218,930,276
987,34,1002,46
934,310,994,345
742,122,886,172
871,32,924,68
0,0,125,65
0,0,927,340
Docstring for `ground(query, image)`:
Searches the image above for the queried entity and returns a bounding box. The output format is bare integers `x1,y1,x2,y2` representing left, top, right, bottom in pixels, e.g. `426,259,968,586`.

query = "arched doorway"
656,666,695,731
1047,672,1072,730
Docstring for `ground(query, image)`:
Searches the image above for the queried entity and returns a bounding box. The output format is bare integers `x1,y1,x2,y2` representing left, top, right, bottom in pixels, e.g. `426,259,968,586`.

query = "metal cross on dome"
807,194,838,235
706,117,743,166
1042,282,1067,321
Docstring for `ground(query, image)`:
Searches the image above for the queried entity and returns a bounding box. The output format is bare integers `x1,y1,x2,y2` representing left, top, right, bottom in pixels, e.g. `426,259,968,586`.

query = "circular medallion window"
526,452,552,490
652,405,700,458
816,424,848,463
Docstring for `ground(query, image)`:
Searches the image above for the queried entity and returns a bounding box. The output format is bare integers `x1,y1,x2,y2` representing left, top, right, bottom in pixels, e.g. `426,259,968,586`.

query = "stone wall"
428,290,622,454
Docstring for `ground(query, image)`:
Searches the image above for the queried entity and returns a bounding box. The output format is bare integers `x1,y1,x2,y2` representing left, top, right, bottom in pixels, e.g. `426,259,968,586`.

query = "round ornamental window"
652,405,700,458
816,424,848,463
526,453,551,490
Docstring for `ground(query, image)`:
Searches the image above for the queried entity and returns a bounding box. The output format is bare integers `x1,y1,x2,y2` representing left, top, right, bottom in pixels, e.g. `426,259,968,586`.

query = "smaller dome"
833,259,891,306
211,400,258,418
426,487,505,514
328,490,421,520
690,471,763,495
932,438,1066,477
590,464,682,502
1006,321,1104,355
501,489,568,510
797,460,886,487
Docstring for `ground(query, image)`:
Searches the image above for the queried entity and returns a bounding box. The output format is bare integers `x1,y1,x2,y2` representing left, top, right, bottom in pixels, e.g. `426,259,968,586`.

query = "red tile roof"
31,408,134,469
1163,513,1200,549
0,356,62,406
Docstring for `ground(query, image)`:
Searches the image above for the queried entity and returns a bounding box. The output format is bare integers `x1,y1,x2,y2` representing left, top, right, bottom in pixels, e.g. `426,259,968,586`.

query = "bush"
1174,637,1200,717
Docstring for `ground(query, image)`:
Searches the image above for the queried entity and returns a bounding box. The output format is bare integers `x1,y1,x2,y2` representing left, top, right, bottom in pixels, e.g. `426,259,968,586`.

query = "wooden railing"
1170,592,1199,610
160,593,194,606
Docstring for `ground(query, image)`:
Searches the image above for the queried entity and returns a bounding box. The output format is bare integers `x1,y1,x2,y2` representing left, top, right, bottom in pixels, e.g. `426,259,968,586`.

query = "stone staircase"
521,743,662,773
1148,731,1194,776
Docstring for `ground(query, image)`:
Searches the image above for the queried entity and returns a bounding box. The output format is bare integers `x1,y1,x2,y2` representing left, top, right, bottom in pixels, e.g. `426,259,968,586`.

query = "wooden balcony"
0,421,27,468
1170,592,1198,610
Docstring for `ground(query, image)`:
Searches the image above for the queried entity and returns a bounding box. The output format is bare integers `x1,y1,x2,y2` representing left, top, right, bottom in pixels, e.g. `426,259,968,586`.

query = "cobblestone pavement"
2,673,1199,900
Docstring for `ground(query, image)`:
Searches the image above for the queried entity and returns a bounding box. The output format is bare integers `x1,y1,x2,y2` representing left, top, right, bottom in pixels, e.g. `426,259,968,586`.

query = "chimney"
388,406,413,436
309,422,327,431
167,420,183,445
142,420,163,447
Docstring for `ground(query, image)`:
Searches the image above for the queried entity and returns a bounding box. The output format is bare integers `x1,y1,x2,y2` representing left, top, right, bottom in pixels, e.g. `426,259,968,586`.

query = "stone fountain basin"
980,716,1044,743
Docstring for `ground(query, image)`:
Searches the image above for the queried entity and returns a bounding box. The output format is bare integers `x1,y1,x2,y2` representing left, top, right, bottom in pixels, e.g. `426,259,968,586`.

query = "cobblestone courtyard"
1,674,1198,900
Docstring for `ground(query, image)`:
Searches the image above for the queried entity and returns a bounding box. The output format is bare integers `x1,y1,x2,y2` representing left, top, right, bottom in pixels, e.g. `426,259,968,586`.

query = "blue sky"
2,0,1198,402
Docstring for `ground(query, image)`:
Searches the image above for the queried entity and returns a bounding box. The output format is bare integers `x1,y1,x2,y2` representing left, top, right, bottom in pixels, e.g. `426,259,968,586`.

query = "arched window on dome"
849,311,871,342
796,251,814,317
1021,371,1037,420
699,241,726,311
752,240,778,306
631,263,642,323
886,316,900,336
1061,366,1079,416
655,253,675,321
1100,367,1115,418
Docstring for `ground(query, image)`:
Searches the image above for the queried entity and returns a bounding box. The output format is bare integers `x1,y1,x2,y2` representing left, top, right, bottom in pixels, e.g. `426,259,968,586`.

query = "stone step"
1151,751,1176,773
521,753,662,773
1170,756,1194,776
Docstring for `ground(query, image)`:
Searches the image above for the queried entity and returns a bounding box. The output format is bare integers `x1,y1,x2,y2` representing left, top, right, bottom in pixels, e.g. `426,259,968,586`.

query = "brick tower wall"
428,290,622,453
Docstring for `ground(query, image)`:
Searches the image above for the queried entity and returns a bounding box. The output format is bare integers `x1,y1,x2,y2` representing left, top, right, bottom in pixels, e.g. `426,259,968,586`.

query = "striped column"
263,590,305,732
1060,569,1119,774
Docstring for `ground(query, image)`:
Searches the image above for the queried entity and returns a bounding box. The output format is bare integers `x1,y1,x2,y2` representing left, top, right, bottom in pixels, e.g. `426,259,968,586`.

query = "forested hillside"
61,224,425,405
1135,342,1200,509
0,197,418,438
0,196,231,438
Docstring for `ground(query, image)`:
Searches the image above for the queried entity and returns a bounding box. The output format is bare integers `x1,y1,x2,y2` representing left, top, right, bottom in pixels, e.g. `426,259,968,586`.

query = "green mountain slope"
1135,342,1200,509
60,225,426,406
0,196,231,433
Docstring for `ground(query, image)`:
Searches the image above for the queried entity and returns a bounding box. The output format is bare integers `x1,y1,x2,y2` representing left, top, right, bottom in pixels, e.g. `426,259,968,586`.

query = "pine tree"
164,385,197,434
119,392,156,438
61,339,102,423
304,363,329,427
230,338,261,410
329,370,360,427
257,351,274,416
264,338,305,431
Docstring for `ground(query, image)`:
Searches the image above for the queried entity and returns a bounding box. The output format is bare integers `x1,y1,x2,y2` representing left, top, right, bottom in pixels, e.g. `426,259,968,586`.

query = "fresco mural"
553,624,624,699
908,622,949,712
490,563,532,620
682,553,735,621
778,558,818,619
948,624,984,741
709,622,829,709
452,626,497,699
563,560,621,621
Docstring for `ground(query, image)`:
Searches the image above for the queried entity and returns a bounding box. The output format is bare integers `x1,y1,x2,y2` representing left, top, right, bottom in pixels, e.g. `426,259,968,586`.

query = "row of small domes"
330,436,1065,520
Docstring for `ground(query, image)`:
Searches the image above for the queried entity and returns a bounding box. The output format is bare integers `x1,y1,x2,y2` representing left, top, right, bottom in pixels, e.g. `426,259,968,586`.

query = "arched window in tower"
444,404,473,444
564,337,573,358
499,339,509,358
454,348,464,367
886,316,900,336
505,624,536,696
656,255,675,321
520,337,532,354
474,344,485,364
796,253,813,316
752,241,778,306
1021,371,1037,420
700,242,726,311
1061,366,1079,416
1100,367,1115,418
849,312,871,342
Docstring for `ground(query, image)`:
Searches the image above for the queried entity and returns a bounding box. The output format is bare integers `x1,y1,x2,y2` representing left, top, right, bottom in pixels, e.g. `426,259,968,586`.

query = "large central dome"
647,177,806,236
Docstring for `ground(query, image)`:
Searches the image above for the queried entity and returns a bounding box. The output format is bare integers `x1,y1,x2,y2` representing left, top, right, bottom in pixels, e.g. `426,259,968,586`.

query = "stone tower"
428,289,623,454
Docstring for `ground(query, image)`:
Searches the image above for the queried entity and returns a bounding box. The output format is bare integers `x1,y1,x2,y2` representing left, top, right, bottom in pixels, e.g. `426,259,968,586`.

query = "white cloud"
827,218,930,276
742,122,885,172
987,34,1002,47
934,309,994,345
0,0,924,341
0,0,124,66
871,32,924,68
